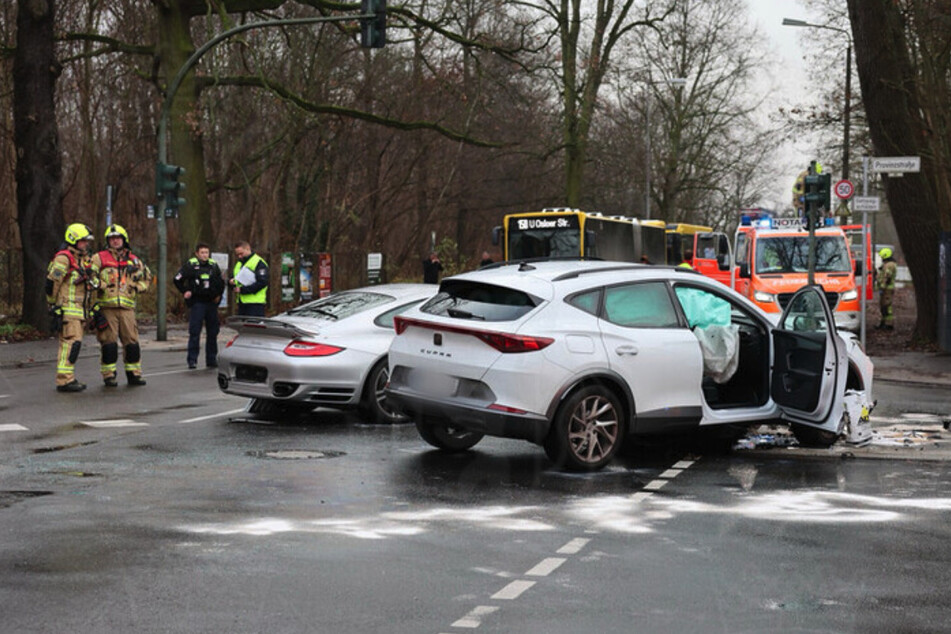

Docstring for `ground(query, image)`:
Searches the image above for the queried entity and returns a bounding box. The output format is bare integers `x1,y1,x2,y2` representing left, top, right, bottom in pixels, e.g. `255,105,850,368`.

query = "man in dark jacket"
174,243,225,369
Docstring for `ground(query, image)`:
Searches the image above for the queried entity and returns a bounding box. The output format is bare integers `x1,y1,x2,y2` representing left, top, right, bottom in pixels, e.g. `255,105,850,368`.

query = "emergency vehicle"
665,223,732,286
732,211,861,332
842,224,874,300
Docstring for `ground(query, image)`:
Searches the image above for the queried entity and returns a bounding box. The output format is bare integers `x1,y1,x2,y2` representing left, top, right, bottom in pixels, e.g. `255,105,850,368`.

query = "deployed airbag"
693,324,740,384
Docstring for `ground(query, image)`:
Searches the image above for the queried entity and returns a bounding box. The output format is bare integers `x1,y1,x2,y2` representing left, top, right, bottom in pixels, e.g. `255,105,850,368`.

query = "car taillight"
393,316,552,353
225,335,239,348
283,340,344,357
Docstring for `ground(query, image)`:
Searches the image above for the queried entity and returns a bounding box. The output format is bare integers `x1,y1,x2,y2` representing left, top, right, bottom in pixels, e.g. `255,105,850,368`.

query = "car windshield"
421,280,540,322
755,236,851,273
286,291,394,320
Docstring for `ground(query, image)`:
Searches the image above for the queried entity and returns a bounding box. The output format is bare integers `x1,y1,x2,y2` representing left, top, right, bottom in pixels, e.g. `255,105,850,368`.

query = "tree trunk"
14,0,64,332
847,0,941,343
154,1,213,262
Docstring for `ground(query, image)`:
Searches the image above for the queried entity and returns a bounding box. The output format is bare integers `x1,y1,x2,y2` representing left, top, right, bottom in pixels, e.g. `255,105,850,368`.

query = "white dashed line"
673,460,695,469
491,580,536,600
642,479,668,491
556,537,590,555
451,605,499,629
180,408,247,424
0,424,28,432
659,468,683,479
525,557,566,577
630,491,652,502
80,419,148,428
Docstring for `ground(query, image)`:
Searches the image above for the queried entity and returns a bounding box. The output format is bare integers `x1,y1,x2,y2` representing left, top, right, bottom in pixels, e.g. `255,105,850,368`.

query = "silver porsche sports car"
218,284,434,422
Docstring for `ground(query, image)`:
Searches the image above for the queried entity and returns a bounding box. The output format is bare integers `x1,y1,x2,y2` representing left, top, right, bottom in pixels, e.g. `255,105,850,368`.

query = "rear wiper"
447,307,485,320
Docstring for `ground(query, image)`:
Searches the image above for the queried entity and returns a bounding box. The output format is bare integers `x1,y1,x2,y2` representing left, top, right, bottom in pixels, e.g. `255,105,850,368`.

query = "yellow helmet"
879,247,893,260
64,223,93,246
104,224,129,245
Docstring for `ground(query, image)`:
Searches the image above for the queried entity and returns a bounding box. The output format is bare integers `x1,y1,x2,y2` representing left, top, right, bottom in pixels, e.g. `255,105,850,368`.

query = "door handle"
615,345,639,356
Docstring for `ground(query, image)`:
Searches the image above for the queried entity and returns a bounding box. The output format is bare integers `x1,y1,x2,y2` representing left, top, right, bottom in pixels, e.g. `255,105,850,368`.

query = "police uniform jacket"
174,257,225,306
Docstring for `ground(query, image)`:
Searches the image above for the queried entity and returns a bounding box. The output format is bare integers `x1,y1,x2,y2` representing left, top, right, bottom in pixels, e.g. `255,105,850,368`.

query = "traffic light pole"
155,13,379,340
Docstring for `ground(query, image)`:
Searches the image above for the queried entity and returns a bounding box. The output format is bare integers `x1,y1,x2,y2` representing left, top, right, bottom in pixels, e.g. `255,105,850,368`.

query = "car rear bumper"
386,387,550,443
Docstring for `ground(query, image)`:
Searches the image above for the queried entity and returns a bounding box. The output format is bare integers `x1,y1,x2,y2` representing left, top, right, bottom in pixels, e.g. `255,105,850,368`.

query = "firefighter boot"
103,374,118,387
126,371,147,386
57,380,87,393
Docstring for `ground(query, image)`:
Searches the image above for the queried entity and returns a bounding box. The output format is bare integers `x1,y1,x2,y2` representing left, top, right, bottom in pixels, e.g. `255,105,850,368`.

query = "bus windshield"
507,215,582,259
755,235,852,274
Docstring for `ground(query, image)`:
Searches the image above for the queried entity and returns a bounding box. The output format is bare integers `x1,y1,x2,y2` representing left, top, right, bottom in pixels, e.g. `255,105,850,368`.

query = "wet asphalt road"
1,349,951,633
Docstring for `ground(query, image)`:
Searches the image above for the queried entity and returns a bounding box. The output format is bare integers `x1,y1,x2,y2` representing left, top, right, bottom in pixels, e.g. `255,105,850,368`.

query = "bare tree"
846,0,947,344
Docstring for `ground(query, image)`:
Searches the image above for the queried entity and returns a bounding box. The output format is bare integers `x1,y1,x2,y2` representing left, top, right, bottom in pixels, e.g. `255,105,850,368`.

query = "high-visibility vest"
233,254,268,304
47,248,88,320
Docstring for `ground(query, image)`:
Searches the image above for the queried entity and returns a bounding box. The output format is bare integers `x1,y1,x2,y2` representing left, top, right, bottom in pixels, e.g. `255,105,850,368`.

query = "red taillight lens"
475,332,553,353
225,335,239,348
392,316,552,354
283,340,344,357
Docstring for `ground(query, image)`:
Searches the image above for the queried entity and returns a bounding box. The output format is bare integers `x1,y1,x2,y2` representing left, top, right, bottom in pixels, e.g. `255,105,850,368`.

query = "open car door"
770,286,848,432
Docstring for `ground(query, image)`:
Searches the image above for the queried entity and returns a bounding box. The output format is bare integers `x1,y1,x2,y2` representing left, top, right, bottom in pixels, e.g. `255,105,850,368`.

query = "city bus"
492,208,667,264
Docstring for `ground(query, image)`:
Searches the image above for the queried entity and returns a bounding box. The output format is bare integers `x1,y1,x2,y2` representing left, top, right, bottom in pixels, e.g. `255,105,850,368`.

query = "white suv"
386,260,874,470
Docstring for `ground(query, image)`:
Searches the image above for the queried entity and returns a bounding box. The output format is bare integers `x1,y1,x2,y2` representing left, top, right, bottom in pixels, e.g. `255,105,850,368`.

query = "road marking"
0,424,28,432
631,491,652,502
81,419,148,428
491,580,535,600
180,408,247,424
673,460,695,469
525,557,566,577
659,468,683,479
556,537,590,555
642,479,668,491
451,606,498,629
144,369,196,378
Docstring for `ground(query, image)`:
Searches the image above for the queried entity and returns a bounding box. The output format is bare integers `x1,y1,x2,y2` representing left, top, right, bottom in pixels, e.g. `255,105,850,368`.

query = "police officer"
876,247,898,331
230,241,268,317
46,223,96,392
90,224,152,386
174,243,225,369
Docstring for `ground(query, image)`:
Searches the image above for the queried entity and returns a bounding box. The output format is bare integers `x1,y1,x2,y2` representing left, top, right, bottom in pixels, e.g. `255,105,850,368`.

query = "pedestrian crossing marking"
0,424,28,432
80,419,148,428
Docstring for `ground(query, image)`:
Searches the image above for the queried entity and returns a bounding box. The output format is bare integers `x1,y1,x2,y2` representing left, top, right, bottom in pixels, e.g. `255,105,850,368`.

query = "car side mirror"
491,226,502,246
717,254,730,271
739,262,750,278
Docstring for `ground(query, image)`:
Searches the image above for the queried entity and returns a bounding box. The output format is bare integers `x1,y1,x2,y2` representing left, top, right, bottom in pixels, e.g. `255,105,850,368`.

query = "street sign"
853,196,881,212
834,179,854,200
870,156,920,173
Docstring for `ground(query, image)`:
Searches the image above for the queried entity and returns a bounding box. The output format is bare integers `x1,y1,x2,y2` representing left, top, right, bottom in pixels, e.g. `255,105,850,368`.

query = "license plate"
409,369,458,397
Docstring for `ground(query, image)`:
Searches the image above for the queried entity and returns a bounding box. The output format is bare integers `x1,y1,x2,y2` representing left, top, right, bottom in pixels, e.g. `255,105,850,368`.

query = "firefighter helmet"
879,247,893,260
64,223,93,246
104,224,129,246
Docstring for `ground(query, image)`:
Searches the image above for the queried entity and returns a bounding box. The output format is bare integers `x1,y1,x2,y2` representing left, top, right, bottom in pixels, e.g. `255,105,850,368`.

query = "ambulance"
732,211,861,332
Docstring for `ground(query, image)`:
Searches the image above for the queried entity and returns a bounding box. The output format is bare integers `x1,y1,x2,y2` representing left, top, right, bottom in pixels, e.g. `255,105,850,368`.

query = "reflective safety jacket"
233,253,268,305
174,256,225,305
877,259,897,291
46,247,92,320
91,247,152,309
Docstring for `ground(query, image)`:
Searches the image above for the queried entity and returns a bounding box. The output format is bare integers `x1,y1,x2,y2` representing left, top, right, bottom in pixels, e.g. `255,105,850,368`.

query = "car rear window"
420,280,540,322
285,291,394,320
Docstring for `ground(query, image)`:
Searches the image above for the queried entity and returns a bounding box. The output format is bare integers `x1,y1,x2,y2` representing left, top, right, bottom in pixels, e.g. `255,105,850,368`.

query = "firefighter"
90,224,152,386
173,242,225,369
46,223,96,392
876,247,898,331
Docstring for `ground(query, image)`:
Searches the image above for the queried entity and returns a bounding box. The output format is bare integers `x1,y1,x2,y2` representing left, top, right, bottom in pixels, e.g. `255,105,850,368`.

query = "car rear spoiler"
225,316,316,339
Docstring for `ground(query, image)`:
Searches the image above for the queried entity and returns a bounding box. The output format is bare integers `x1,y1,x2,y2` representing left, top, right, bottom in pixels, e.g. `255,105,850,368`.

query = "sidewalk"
0,323,237,369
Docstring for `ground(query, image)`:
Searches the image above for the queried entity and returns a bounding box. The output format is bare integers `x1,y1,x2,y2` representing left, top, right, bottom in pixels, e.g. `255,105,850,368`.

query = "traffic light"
360,0,386,49
803,161,831,229
156,161,186,216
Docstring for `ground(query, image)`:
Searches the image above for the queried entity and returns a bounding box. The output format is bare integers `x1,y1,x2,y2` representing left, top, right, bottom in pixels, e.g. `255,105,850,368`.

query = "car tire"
361,358,408,425
790,423,839,448
248,398,313,419
545,385,625,471
415,419,483,452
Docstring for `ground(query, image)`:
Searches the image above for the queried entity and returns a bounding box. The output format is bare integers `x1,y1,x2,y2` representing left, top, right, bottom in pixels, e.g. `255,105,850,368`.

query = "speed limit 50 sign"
834,179,854,200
